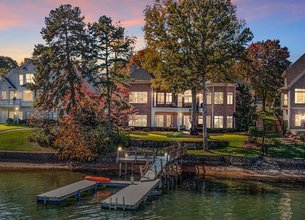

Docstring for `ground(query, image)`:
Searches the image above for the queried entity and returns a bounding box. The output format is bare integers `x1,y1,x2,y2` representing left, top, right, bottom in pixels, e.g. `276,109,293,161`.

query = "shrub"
248,136,257,143
248,126,263,137
6,118,14,125
28,128,57,148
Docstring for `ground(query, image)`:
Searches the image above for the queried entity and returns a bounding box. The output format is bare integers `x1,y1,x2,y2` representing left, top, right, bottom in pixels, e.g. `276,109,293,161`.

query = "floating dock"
101,178,161,210
36,180,136,205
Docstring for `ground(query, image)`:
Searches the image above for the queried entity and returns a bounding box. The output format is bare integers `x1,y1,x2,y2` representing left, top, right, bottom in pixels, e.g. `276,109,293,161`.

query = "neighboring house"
0,61,58,123
128,65,236,130
0,61,36,123
281,54,305,134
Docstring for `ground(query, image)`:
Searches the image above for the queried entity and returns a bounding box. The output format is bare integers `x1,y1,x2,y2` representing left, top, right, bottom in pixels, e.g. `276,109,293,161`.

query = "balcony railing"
153,102,195,108
0,99,22,107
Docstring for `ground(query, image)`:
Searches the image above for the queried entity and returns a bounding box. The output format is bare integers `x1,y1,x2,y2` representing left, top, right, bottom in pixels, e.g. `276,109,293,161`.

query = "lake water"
0,170,305,219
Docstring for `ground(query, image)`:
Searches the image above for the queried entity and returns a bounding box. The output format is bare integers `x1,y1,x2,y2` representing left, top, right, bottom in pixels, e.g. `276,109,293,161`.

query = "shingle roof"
284,53,305,85
130,67,152,81
3,77,16,89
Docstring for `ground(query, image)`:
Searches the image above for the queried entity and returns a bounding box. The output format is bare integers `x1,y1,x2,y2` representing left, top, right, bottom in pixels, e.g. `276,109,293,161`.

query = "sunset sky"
0,0,305,64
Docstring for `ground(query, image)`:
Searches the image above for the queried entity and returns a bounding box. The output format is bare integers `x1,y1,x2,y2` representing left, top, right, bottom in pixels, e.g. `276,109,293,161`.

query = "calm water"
0,170,305,220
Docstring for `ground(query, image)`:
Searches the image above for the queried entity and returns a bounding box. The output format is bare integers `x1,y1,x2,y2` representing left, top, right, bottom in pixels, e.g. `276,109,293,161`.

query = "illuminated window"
129,92,148,104
23,90,33,101
19,75,24,85
214,92,223,104
227,92,233,105
214,116,223,128
1,91,6,99
128,115,147,127
227,116,233,128
26,73,34,84
156,115,164,127
184,90,192,103
198,115,211,128
166,115,171,127
166,93,172,104
295,114,302,126
295,89,305,104
207,92,211,104
9,91,15,99
157,93,165,104
283,93,288,106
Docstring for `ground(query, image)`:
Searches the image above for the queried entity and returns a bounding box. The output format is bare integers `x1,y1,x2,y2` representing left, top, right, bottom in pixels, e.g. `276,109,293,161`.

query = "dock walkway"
101,179,161,210
37,180,136,205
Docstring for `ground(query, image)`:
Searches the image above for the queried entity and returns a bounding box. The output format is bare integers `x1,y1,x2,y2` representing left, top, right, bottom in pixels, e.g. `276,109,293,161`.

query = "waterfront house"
281,54,305,134
128,65,236,130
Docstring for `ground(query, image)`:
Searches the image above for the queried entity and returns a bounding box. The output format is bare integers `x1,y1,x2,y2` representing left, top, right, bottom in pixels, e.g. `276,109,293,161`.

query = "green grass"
129,132,202,142
188,133,260,156
0,124,29,131
268,143,305,159
0,129,45,152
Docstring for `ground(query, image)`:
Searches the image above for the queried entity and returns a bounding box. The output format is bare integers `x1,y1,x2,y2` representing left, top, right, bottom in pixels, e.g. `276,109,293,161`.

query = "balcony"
0,99,22,107
153,102,196,108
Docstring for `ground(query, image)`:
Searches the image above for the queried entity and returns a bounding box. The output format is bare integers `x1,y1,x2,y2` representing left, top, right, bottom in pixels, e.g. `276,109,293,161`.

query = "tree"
234,82,256,131
247,40,290,112
32,4,90,113
0,56,18,76
88,16,135,138
144,0,253,149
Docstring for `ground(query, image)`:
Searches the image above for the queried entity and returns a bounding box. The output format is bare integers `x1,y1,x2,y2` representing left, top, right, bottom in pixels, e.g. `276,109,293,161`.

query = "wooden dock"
37,180,136,205
101,179,161,210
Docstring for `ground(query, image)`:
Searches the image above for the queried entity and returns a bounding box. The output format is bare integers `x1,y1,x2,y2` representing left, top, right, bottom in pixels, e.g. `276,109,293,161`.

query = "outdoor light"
16,107,18,111
165,152,168,156
125,153,128,158
118,147,122,151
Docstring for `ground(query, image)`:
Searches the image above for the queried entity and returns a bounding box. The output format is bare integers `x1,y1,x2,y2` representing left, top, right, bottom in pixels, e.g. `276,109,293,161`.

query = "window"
283,93,288,106
227,116,233,128
23,90,33,101
156,115,164,127
128,115,147,127
198,115,211,128
214,92,223,104
26,73,34,83
227,92,233,105
129,92,148,104
9,111,15,119
166,115,171,127
19,75,24,85
1,91,6,100
295,114,302,127
17,111,23,120
214,116,223,128
207,92,211,104
295,89,305,104
184,90,192,103
9,91,15,99
198,93,203,105
157,93,165,104
206,116,211,128
166,93,172,104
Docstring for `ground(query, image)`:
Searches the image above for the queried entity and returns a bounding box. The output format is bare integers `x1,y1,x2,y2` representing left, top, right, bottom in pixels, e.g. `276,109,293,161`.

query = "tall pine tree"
32,4,90,113
88,16,135,137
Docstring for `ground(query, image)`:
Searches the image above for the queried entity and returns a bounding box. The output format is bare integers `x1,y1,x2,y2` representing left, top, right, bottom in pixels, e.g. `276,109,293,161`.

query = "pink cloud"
121,18,145,27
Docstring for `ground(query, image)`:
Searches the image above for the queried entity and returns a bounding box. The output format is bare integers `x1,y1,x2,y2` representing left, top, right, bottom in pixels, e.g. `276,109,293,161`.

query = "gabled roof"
3,77,16,89
130,67,152,81
283,53,305,86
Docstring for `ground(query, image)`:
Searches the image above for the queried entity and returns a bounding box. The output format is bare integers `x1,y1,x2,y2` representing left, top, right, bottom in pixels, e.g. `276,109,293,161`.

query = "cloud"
121,18,145,27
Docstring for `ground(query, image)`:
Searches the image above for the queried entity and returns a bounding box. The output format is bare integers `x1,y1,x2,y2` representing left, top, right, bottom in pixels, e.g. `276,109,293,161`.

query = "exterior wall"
129,82,152,126
288,74,305,129
131,82,236,129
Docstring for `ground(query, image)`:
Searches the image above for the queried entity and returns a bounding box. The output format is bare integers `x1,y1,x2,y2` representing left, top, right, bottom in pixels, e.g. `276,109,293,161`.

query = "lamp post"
15,107,19,124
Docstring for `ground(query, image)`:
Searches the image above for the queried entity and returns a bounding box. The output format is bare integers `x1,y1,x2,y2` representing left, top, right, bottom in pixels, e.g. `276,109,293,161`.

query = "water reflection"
0,170,305,219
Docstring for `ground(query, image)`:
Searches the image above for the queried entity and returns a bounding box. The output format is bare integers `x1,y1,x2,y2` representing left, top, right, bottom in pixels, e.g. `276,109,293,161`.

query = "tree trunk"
190,87,198,135
201,78,208,150
262,95,266,112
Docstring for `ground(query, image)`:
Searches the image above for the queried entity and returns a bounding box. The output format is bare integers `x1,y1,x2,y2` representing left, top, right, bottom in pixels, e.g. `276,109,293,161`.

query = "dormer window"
26,73,34,84
19,75,24,86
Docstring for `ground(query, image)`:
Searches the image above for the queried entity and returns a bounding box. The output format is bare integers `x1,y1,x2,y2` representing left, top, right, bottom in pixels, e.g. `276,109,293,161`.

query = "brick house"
281,54,305,134
128,65,236,130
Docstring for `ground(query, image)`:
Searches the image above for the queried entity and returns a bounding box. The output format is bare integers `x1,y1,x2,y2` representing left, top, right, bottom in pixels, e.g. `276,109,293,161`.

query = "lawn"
188,133,260,156
0,129,46,152
0,124,29,131
130,132,202,142
130,131,259,156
